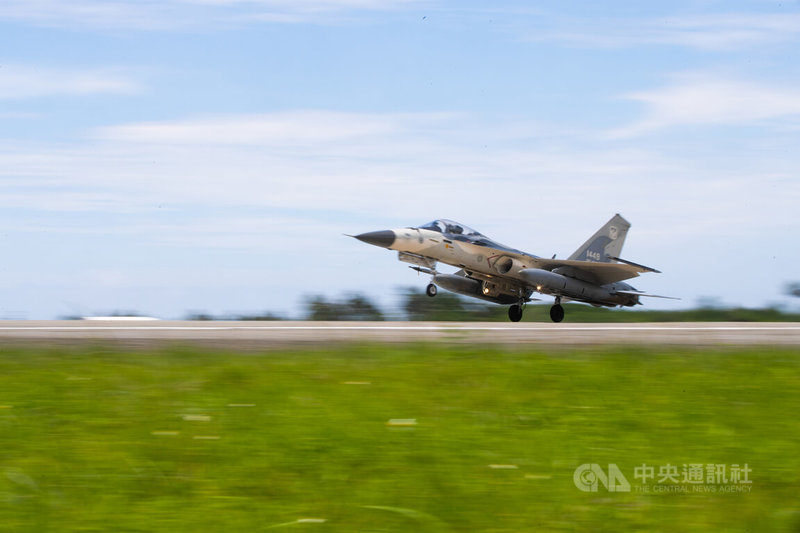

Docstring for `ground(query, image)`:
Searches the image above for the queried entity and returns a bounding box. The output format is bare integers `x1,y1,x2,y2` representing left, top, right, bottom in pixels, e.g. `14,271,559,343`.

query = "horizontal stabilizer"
607,256,661,273
615,290,680,300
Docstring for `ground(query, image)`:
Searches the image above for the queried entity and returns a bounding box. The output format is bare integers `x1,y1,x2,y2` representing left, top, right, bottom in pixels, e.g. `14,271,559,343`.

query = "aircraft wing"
526,258,658,285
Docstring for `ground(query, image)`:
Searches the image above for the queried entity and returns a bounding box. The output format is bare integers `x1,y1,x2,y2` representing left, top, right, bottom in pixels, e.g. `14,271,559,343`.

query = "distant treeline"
182,287,800,322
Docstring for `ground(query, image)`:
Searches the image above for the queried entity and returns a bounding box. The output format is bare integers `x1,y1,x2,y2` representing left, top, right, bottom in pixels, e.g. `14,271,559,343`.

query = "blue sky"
1,0,799,319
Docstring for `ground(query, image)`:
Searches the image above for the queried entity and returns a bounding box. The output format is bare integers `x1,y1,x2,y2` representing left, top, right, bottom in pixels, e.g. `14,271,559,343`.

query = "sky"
1,0,799,319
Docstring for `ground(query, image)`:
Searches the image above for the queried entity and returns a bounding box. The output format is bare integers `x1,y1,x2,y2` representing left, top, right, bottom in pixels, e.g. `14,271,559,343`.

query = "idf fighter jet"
352,214,674,322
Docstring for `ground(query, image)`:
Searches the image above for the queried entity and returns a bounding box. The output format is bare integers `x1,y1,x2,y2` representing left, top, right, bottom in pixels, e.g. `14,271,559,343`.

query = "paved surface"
0,321,798,348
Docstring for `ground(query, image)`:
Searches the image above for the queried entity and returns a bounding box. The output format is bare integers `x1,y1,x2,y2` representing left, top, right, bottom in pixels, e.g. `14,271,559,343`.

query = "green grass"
1,344,799,531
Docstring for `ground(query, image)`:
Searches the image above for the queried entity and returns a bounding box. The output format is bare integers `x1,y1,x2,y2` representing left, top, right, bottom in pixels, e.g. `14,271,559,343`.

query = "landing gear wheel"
426,283,438,297
508,304,523,322
550,304,564,323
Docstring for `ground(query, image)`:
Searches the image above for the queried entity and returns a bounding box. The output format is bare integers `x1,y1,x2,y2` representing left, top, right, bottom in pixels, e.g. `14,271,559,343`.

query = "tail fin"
568,214,630,262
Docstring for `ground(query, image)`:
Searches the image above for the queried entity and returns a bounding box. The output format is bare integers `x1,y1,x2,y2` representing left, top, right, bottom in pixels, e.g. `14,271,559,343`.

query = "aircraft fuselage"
353,216,669,322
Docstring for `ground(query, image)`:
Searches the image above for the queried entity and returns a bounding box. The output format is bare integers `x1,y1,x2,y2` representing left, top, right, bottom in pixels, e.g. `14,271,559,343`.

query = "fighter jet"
352,214,674,322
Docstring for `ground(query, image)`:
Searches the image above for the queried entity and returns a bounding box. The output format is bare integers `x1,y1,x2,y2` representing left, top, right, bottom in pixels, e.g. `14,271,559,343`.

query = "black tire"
550,304,564,323
426,283,438,297
508,304,523,322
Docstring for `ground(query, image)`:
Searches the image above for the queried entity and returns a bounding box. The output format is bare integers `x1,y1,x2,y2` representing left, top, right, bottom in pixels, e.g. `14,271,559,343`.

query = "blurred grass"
0,344,799,531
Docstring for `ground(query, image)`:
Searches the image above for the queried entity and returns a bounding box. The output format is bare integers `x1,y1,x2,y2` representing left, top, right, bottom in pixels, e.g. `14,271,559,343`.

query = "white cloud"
184,0,413,9
0,1,170,30
0,64,141,100
1,109,795,232
98,111,454,145
0,0,420,29
607,75,800,138
524,13,800,51
0,111,658,231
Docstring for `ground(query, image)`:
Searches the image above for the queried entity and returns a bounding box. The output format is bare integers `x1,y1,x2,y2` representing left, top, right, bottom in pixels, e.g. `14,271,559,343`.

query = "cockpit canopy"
417,219,529,256
418,219,483,237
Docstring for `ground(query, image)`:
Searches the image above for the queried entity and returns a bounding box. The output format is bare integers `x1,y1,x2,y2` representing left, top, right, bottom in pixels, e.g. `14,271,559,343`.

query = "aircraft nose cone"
354,230,395,248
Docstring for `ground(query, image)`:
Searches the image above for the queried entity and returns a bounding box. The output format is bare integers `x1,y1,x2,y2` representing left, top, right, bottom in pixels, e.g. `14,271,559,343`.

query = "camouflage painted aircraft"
352,214,674,322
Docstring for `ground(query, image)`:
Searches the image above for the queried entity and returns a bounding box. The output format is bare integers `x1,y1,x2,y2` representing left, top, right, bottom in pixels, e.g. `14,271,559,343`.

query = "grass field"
1,343,798,531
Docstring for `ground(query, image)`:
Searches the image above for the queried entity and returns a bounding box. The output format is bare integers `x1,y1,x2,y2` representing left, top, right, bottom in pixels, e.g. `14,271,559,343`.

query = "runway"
0,321,798,348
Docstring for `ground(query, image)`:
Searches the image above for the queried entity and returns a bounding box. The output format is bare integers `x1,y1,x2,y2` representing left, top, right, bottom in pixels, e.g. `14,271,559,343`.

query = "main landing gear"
426,283,438,297
549,297,564,323
507,297,565,323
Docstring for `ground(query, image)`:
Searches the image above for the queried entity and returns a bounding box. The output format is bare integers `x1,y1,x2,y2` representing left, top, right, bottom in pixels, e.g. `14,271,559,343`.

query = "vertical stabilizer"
568,214,630,262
